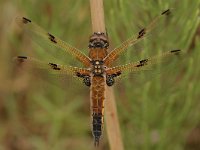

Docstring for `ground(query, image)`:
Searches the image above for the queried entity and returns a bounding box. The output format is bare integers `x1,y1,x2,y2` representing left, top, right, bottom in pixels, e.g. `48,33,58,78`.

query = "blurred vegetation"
0,0,200,150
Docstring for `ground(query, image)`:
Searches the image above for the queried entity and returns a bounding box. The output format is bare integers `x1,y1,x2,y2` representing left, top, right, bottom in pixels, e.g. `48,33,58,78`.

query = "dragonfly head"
88,32,109,49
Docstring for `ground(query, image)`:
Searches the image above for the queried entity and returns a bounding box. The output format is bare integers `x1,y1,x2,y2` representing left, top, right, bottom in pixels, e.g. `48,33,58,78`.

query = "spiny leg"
103,9,171,66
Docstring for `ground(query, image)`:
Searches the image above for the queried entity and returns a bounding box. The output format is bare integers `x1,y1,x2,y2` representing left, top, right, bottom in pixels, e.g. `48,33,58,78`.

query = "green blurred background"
0,0,200,150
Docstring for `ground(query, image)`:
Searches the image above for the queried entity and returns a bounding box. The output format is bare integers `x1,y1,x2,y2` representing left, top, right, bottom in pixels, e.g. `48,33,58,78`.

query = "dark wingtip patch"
171,49,181,55
16,56,27,63
22,17,31,24
161,9,171,15
17,56,27,59
48,33,57,43
171,49,181,53
49,63,61,70
137,28,146,39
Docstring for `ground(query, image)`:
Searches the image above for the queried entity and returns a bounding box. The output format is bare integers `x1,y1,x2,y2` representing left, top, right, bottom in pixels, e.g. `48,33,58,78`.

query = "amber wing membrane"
106,49,181,75
14,56,90,77
15,17,91,67
103,9,171,66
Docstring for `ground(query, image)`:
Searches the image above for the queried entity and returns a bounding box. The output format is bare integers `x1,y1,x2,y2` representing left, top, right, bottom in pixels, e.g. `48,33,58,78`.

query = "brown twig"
89,0,124,149
90,0,105,33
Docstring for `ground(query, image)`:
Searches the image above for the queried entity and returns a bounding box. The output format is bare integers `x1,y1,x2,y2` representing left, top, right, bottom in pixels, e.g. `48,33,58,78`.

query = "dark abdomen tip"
92,113,103,146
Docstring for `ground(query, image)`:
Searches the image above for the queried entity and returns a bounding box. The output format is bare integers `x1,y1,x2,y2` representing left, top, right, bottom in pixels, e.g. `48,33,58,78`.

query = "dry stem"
89,0,124,150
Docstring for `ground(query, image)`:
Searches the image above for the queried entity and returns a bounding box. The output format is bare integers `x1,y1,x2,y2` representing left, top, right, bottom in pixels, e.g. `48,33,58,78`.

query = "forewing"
15,17,91,67
104,9,171,66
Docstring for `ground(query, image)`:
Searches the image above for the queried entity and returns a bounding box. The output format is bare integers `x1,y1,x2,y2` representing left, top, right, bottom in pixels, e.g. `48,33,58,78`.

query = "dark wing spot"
111,71,121,77
116,71,121,76
137,28,146,39
136,59,148,67
48,33,57,43
22,17,31,24
140,59,148,65
16,56,27,63
49,63,61,70
171,49,181,55
17,56,27,59
161,9,171,15
171,49,181,53
76,72,81,77
76,72,86,78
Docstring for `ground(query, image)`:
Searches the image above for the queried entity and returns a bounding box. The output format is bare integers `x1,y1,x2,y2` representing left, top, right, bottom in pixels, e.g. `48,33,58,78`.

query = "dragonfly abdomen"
90,76,106,146
92,112,104,146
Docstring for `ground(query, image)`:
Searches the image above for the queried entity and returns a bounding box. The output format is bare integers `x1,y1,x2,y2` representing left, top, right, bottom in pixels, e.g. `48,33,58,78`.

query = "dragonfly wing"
14,56,90,80
106,49,181,76
103,9,171,66
15,17,91,67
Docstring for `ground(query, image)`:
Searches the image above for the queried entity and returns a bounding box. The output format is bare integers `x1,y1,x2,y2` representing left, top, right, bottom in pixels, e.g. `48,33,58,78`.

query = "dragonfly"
15,9,181,146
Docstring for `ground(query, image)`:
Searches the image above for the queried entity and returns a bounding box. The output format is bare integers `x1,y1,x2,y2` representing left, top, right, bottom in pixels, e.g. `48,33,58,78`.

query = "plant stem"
89,0,124,149
90,0,105,33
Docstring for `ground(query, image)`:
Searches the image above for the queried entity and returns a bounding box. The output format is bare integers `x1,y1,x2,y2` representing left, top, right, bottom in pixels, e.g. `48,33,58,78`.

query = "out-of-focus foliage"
0,0,199,150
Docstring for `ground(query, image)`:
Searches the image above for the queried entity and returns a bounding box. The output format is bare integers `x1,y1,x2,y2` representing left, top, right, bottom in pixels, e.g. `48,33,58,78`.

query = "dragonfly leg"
106,71,121,86
76,72,91,86
83,75,91,86
106,75,115,86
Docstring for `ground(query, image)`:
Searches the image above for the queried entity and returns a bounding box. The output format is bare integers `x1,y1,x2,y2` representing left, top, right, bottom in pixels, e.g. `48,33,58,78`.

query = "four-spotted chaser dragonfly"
15,9,181,146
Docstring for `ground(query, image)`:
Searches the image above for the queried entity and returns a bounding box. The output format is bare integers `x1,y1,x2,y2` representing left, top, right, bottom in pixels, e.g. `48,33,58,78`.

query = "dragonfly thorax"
91,60,105,76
